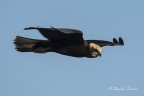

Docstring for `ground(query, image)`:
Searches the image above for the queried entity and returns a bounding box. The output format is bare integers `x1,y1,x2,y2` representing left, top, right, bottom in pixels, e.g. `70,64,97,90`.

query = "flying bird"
14,27,124,58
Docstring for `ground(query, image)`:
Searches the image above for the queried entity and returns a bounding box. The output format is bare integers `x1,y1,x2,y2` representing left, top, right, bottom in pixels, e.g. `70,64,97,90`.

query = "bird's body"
53,44,88,57
14,27,124,58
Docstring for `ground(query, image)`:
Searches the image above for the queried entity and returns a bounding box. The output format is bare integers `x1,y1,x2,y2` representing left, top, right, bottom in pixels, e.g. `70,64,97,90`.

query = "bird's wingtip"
24,27,38,30
119,37,124,46
113,38,118,44
113,37,124,46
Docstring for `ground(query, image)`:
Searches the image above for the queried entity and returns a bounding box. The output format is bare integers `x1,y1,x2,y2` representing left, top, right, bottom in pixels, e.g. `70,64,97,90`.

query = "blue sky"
0,0,144,96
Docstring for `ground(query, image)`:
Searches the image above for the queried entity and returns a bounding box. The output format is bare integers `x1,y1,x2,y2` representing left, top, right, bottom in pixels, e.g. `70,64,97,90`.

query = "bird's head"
89,43,102,57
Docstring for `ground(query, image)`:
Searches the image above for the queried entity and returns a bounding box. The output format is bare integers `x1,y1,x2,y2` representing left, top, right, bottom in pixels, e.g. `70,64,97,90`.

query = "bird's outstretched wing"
24,27,84,45
86,37,124,47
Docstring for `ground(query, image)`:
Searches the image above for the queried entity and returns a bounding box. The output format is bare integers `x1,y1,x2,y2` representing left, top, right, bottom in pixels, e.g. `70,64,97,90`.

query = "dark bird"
14,27,124,58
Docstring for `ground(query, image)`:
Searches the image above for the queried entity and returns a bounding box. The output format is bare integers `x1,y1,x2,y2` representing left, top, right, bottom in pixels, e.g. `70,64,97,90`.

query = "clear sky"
0,0,143,96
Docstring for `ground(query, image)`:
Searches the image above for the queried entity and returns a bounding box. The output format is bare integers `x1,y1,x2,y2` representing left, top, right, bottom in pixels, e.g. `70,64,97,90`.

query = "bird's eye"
94,49,98,52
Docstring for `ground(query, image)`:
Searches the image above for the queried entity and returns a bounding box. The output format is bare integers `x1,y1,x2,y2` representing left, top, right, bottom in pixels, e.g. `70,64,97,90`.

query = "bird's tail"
14,36,51,53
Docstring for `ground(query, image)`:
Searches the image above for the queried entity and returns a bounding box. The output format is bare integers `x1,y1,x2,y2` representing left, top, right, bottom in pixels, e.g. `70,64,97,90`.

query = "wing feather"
86,37,124,47
24,27,84,45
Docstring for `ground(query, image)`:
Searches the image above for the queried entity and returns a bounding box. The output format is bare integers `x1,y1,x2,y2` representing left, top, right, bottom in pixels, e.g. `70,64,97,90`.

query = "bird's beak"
99,54,101,57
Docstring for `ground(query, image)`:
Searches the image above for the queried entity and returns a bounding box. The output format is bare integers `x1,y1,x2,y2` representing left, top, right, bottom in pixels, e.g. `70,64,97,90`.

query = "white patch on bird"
89,43,103,57
91,52,98,57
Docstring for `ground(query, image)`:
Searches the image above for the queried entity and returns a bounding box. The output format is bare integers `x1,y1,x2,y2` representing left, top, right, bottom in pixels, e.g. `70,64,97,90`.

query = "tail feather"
14,36,38,44
14,36,53,53
14,36,38,52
